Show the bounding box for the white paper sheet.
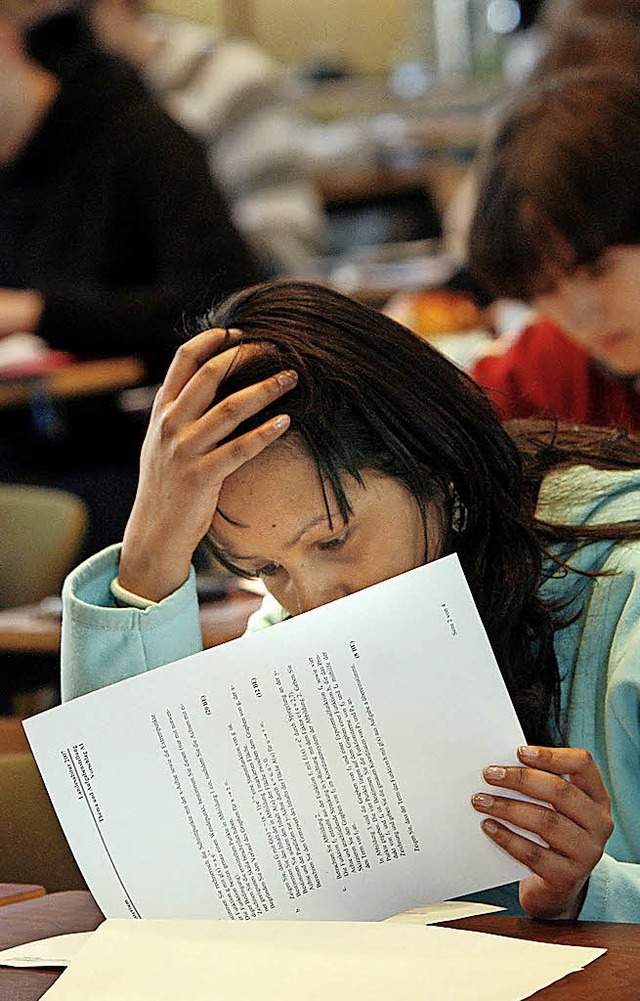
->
[25,554,530,921]
[0,933,92,968]
[39,920,606,1001]
[0,903,504,969]
[384,901,505,924]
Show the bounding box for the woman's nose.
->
[290,574,350,615]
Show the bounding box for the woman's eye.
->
[256,562,280,579]
[318,530,349,552]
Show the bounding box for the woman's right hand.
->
[118,328,297,602]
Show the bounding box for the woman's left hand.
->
[472,745,614,919]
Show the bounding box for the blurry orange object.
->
[384,289,482,337]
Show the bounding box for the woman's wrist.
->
[557,879,589,921]
[119,523,193,603]
[117,557,191,604]
[117,545,191,602]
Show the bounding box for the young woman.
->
[62,280,640,923]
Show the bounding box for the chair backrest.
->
[0,485,88,607]
[0,752,87,891]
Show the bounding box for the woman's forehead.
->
[215,442,328,528]
[213,450,398,552]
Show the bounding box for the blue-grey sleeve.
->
[61,544,203,701]
[458,858,640,922]
[580,853,640,922]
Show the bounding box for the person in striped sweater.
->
[91,0,328,278]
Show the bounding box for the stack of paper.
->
[41,920,605,1001]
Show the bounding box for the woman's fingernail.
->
[472,793,494,809]
[271,415,290,432]
[484,766,507,782]
[277,370,298,389]
[518,745,539,760]
[482,819,499,835]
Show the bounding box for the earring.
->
[449,483,468,534]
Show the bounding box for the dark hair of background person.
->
[467,69,640,301]
[531,12,640,83]
[196,280,640,746]
[25,2,91,74]
[540,0,640,28]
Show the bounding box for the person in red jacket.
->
[468,69,640,433]
[472,318,640,431]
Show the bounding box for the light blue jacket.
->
[61,465,640,922]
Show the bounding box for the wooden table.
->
[0,885,45,908]
[0,356,146,409]
[0,890,104,1000]
[440,912,640,1000]
[0,590,263,657]
[0,605,62,656]
[0,891,638,1001]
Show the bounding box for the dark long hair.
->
[198,280,640,745]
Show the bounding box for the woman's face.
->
[210,442,443,616]
[534,246,640,376]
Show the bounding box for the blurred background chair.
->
[0,484,88,609]
[0,752,87,892]
[0,484,88,714]
[0,488,89,890]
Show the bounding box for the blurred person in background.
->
[442,0,640,277]
[0,2,261,379]
[532,2,640,77]
[469,69,640,431]
[0,2,262,551]
[441,0,551,264]
[90,0,328,278]
[465,4,640,430]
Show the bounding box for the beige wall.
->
[150,0,224,26]
[150,0,414,74]
[252,0,410,74]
